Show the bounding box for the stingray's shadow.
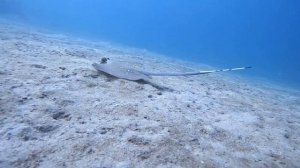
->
[95,71,174,92]
[136,79,174,92]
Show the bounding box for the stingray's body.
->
[92,62,151,81]
[92,58,251,81]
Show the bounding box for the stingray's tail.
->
[203,66,252,74]
[143,66,252,76]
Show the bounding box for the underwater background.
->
[1,0,300,89]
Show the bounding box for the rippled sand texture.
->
[1,21,300,168]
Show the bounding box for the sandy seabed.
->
[0,20,300,168]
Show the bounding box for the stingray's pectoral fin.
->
[145,74,152,79]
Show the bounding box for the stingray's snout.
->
[92,63,102,71]
[92,63,98,69]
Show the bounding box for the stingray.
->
[92,57,251,81]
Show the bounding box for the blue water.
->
[1,0,300,89]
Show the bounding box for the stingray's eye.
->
[100,57,109,64]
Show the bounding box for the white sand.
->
[1,21,300,168]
